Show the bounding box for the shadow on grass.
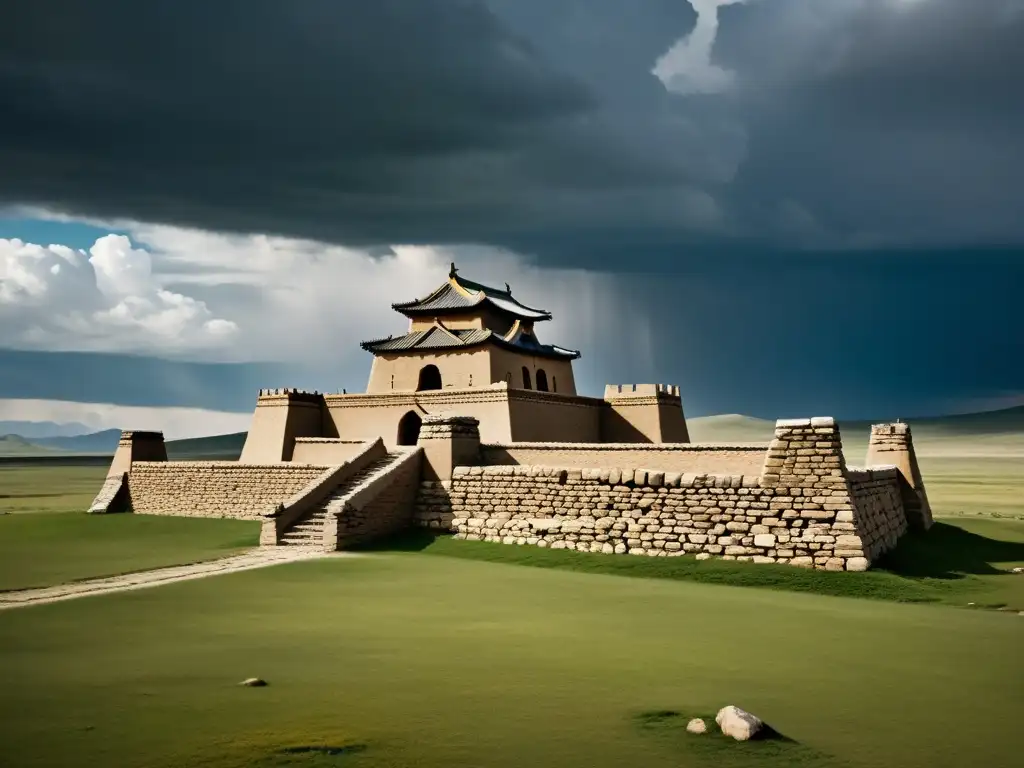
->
[632,710,842,767]
[878,522,1024,579]
[356,520,1023,605]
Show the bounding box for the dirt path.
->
[0,547,333,610]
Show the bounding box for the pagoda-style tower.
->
[360,264,581,395]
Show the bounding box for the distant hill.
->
[3,406,1023,459]
[0,420,94,439]
[0,434,67,456]
[688,407,1024,457]
[31,429,123,454]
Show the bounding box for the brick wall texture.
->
[128,462,331,519]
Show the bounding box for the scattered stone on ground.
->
[1011,567,1023,574]
[716,705,764,741]
[241,678,267,687]
[686,718,707,734]
[695,553,711,561]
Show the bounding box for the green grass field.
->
[0,444,1021,768]
[0,464,108,513]
[0,553,1021,768]
[0,512,261,591]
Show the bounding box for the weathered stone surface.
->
[410,419,918,572]
[716,706,763,741]
[240,678,267,687]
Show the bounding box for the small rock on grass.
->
[240,678,267,687]
[686,718,707,734]
[1011,567,1023,574]
[716,706,763,741]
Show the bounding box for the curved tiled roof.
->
[360,325,580,360]
[392,273,552,321]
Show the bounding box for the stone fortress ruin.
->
[90,265,933,571]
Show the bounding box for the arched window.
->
[397,411,422,445]
[536,369,549,392]
[552,376,557,393]
[417,364,442,391]
[522,366,532,390]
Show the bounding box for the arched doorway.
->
[536,369,549,392]
[417,364,442,391]
[522,366,532,390]
[397,410,422,446]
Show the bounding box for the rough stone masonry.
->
[415,417,920,571]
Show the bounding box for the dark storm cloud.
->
[1,0,1022,257]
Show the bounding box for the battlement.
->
[603,384,681,399]
[256,388,326,405]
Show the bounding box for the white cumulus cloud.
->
[0,214,659,389]
[0,234,239,356]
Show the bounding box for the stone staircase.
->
[277,451,405,547]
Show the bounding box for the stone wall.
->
[846,468,908,562]
[127,462,331,519]
[415,417,911,571]
[324,449,424,549]
[480,443,767,476]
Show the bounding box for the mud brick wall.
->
[846,468,908,561]
[415,418,910,571]
[128,462,330,519]
[480,443,767,476]
[326,450,424,549]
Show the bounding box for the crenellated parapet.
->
[256,388,326,405]
[241,388,329,462]
[600,383,689,443]
[603,383,681,400]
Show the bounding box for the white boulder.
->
[686,718,708,734]
[716,705,763,741]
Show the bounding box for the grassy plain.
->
[0,554,1021,768]
[0,418,1020,768]
[0,512,260,591]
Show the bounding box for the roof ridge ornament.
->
[449,262,458,278]
[505,282,511,294]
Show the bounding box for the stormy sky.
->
[1,0,1022,436]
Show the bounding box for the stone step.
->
[277,451,408,544]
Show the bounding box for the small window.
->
[390,374,394,390]
[522,366,532,390]
[552,376,557,393]
[469,374,473,387]
[536,369,549,392]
